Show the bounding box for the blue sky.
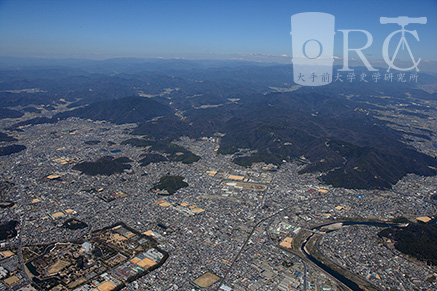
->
[0,0,436,64]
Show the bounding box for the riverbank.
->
[291,218,403,291]
[304,233,379,291]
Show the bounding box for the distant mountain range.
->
[0,59,435,189]
[133,91,436,189]
[8,96,173,127]
[57,96,173,124]
[0,107,23,119]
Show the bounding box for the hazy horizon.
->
[1,0,436,67]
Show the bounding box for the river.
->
[301,221,397,291]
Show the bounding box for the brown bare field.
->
[48,260,71,275]
[194,271,221,288]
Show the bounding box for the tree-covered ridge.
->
[72,156,132,176]
[379,224,437,265]
[121,138,200,164]
[152,175,188,195]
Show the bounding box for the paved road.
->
[216,207,291,290]
[264,211,309,291]
[16,209,44,291]
[16,217,32,289]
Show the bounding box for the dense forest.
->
[379,224,437,265]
